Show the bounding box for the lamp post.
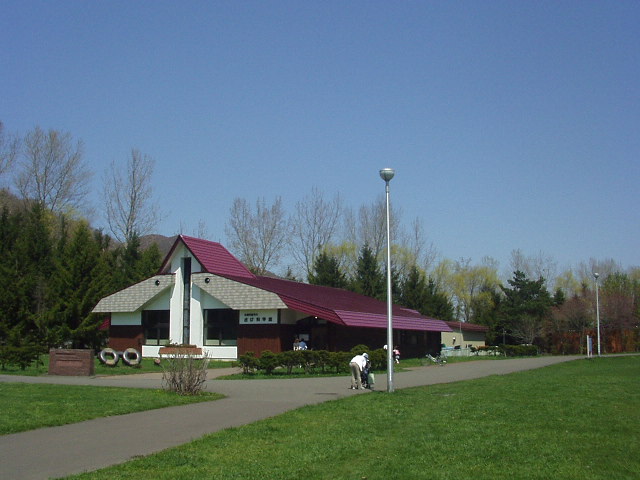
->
[379,167,395,393]
[594,272,601,356]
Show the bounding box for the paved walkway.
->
[0,355,583,480]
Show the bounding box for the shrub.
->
[502,344,538,357]
[0,345,43,370]
[369,348,387,370]
[160,350,210,396]
[300,349,319,374]
[237,351,259,374]
[350,344,370,355]
[280,350,304,374]
[314,350,331,373]
[258,350,279,374]
[327,351,352,374]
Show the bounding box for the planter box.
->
[158,346,202,356]
[49,349,95,376]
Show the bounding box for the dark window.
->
[143,310,170,345]
[204,309,238,346]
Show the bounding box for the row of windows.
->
[142,309,238,346]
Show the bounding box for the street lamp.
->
[594,272,601,356]
[379,167,395,392]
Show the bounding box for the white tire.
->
[98,348,119,366]
[122,348,141,366]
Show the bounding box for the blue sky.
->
[2,1,638,274]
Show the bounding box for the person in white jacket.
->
[349,352,369,389]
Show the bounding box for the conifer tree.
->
[309,249,348,289]
[351,244,385,300]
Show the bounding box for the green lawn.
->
[0,383,222,434]
[0,354,235,376]
[65,356,640,480]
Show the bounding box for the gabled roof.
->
[227,274,452,333]
[160,235,256,279]
[93,275,174,313]
[99,235,452,333]
[445,321,489,333]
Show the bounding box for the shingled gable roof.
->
[160,235,256,279]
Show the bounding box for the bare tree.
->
[344,195,401,259]
[403,217,439,273]
[15,126,92,214]
[0,122,19,184]
[507,249,557,287]
[104,148,159,243]
[512,314,544,345]
[226,197,290,274]
[290,187,342,280]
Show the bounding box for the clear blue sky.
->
[2,1,638,274]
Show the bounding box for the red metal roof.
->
[161,235,256,279]
[236,275,452,333]
[161,236,452,333]
[445,321,489,332]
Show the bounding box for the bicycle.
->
[426,353,447,366]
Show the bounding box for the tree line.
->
[1,121,638,357]
[0,203,161,361]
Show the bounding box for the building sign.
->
[240,309,278,325]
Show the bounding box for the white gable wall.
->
[167,243,205,345]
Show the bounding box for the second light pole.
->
[380,167,395,393]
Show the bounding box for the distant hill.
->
[139,234,177,257]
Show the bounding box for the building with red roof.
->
[93,235,452,359]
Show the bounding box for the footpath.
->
[0,355,582,480]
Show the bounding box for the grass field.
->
[0,354,235,376]
[64,356,640,480]
[0,384,223,434]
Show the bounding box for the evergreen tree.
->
[399,265,428,311]
[309,250,348,289]
[399,266,454,321]
[111,235,142,289]
[12,205,54,345]
[0,208,22,341]
[137,242,163,279]
[552,287,566,307]
[424,277,455,321]
[499,270,552,344]
[351,244,385,300]
[49,221,110,348]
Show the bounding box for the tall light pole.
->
[380,167,395,393]
[594,272,601,356]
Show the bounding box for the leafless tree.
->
[512,314,544,345]
[507,249,557,287]
[226,197,290,274]
[404,217,439,273]
[344,195,401,259]
[0,122,19,184]
[15,126,92,214]
[104,148,159,243]
[290,187,342,280]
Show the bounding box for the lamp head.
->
[593,272,599,280]
[379,168,395,182]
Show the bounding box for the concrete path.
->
[0,355,583,480]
